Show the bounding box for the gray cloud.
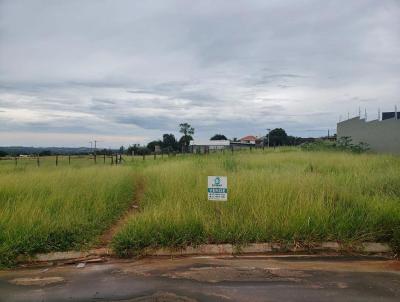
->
[0,0,399,146]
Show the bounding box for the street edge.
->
[18,242,393,264]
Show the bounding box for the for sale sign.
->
[208,176,227,201]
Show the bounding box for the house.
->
[239,135,257,144]
[190,140,230,153]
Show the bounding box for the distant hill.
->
[0,146,103,156]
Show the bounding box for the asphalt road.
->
[1,255,399,302]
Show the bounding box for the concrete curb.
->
[147,242,392,256]
[22,242,392,264]
[18,248,113,263]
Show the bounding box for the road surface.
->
[1,255,399,302]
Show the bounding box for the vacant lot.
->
[0,163,136,266]
[112,150,400,256]
[1,149,400,266]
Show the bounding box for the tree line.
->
[126,123,195,155]
[0,125,333,157]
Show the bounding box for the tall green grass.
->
[2,150,400,266]
[112,150,400,256]
[0,166,136,266]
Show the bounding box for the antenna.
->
[358,107,361,117]
[378,108,381,120]
[364,108,367,120]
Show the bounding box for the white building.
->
[190,140,230,153]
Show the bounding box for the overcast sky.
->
[0,0,399,147]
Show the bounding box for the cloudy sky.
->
[0,0,399,147]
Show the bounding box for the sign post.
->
[208,176,228,201]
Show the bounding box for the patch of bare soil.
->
[9,276,65,286]
[98,177,145,246]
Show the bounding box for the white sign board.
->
[208,176,228,201]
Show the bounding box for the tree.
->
[266,128,288,146]
[39,150,52,156]
[0,150,8,157]
[98,148,112,155]
[162,134,179,152]
[179,135,193,150]
[147,140,162,152]
[135,147,151,155]
[179,123,194,152]
[210,134,227,140]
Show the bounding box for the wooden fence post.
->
[56,155,58,166]
[94,154,97,164]
[111,155,114,165]
[68,155,71,165]
[154,153,156,160]
[37,155,40,167]
[15,156,17,166]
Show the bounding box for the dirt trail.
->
[99,177,146,246]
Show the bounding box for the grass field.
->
[1,149,400,266]
[112,150,400,256]
[0,163,136,266]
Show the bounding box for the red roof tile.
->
[240,135,257,141]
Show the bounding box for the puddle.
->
[163,266,310,283]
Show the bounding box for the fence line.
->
[0,147,278,169]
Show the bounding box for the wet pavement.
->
[0,255,399,302]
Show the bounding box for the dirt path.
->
[98,177,146,246]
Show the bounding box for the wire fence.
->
[0,146,281,169]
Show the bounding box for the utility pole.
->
[93,140,102,154]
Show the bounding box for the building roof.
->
[190,140,230,146]
[240,135,257,141]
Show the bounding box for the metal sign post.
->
[208,176,227,201]
[208,176,228,228]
